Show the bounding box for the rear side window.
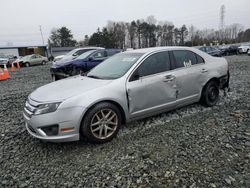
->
[137,51,171,77]
[172,50,197,68]
[172,50,204,68]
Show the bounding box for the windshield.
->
[87,52,143,79]
[65,49,79,56]
[76,50,96,60]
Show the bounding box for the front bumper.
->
[25,122,79,142]
[23,104,85,142]
[50,67,70,80]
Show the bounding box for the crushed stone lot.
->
[0,55,250,187]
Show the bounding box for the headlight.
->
[34,102,61,115]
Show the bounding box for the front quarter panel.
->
[58,77,129,126]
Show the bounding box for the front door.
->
[88,50,108,70]
[126,51,176,118]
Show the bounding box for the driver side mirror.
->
[88,57,93,61]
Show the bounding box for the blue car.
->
[50,49,121,80]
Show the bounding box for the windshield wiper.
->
[87,75,102,79]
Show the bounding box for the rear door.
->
[126,51,176,118]
[170,50,207,105]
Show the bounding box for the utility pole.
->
[39,25,45,45]
[219,5,225,41]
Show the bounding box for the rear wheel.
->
[201,80,220,107]
[80,102,122,144]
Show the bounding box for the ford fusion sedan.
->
[23,47,229,143]
[50,49,121,80]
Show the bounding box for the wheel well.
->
[81,100,126,125]
[201,77,220,96]
[205,77,220,87]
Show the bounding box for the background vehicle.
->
[238,45,250,54]
[51,48,122,80]
[20,54,48,67]
[54,47,104,63]
[220,45,240,56]
[24,47,229,144]
[0,55,9,67]
[196,46,222,57]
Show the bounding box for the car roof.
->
[123,46,201,54]
[76,47,104,50]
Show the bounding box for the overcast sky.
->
[0,0,249,46]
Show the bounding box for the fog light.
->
[41,125,59,136]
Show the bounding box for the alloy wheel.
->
[90,109,118,139]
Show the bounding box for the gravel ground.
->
[0,55,250,188]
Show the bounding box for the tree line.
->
[49,16,250,48]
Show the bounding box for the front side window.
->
[172,50,198,68]
[137,51,171,77]
[92,51,106,59]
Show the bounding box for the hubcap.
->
[90,109,118,139]
[208,86,218,102]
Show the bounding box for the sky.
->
[0,0,249,46]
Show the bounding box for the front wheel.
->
[41,61,46,65]
[201,81,220,107]
[24,62,30,67]
[81,102,122,143]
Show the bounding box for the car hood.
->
[55,56,75,64]
[30,76,112,102]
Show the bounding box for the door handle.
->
[164,75,175,82]
[201,68,208,73]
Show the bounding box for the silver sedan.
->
[23,47,229,143]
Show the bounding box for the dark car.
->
[50,49,122,80]
[196,46,222,57]
[220,45,240,56]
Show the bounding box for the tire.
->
[24,62,30,67]
[80,102,122,144]
[201,80,220,107]
[52,74,59,81]
[41,61,46,65]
